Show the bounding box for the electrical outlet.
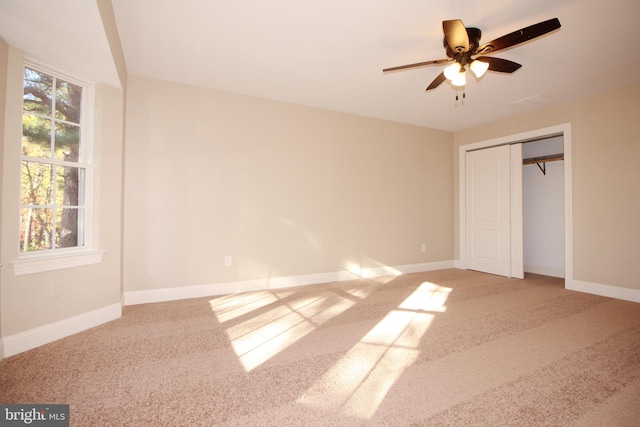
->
[224,255,232,267]
[421,243,427,252]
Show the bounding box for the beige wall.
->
[123,76,453,292]
[454,84,640,290]
[0,46,125,337]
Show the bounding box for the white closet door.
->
[465,145,512,277]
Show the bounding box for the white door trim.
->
[510,143,524,279]
[459,123,573,287]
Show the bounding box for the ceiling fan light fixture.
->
[451,71,466,87]
[470,60,489,78]
[383,18,560,92]
[443,62,462,80]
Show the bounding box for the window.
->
[20,65,89,254]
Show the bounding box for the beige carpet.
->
[1,269,639,426]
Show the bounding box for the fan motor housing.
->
[444,27,482,61]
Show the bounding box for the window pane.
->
[54,122,80,161]
[56,207,83,248]
[20,207,54,252]
[22,113,52,158]
[23,67,53,115]
[20,64,88,254]
[55,79,82,123]
[56,165,82,206]
[21,161,54,206]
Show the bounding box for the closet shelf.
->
[522,153,564,175]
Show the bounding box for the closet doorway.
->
[522,136,565,278]
[459,123,573,286]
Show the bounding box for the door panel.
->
[465,145,511,276]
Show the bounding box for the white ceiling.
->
[0,0,118,87]
[2,0,640,131]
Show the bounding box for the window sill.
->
[12,250,106,276]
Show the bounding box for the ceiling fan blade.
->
[426,72,447,91]
[476,56,522,73]
[443,19,470,53]
[383,58,450,73]
[477,18,561,54]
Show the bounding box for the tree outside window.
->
[21,66,87,252]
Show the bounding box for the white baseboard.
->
[568,279,640,303]
[2,303,122,358]
[524,264,565,278]
[124,261,456,305]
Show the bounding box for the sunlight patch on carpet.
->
[297,281,451,419]
[210,284,375,371]
[209,290,295,323]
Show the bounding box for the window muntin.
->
[20,65,88,253]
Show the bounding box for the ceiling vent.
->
[509,95,553,108]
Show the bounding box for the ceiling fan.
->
[383,18,561,91]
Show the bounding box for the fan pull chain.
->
[455,90,466,105]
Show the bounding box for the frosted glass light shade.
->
[470,60,489,78]
[444,62,462,80]
[451,72,466,87]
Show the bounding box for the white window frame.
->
[12,59,104,276]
